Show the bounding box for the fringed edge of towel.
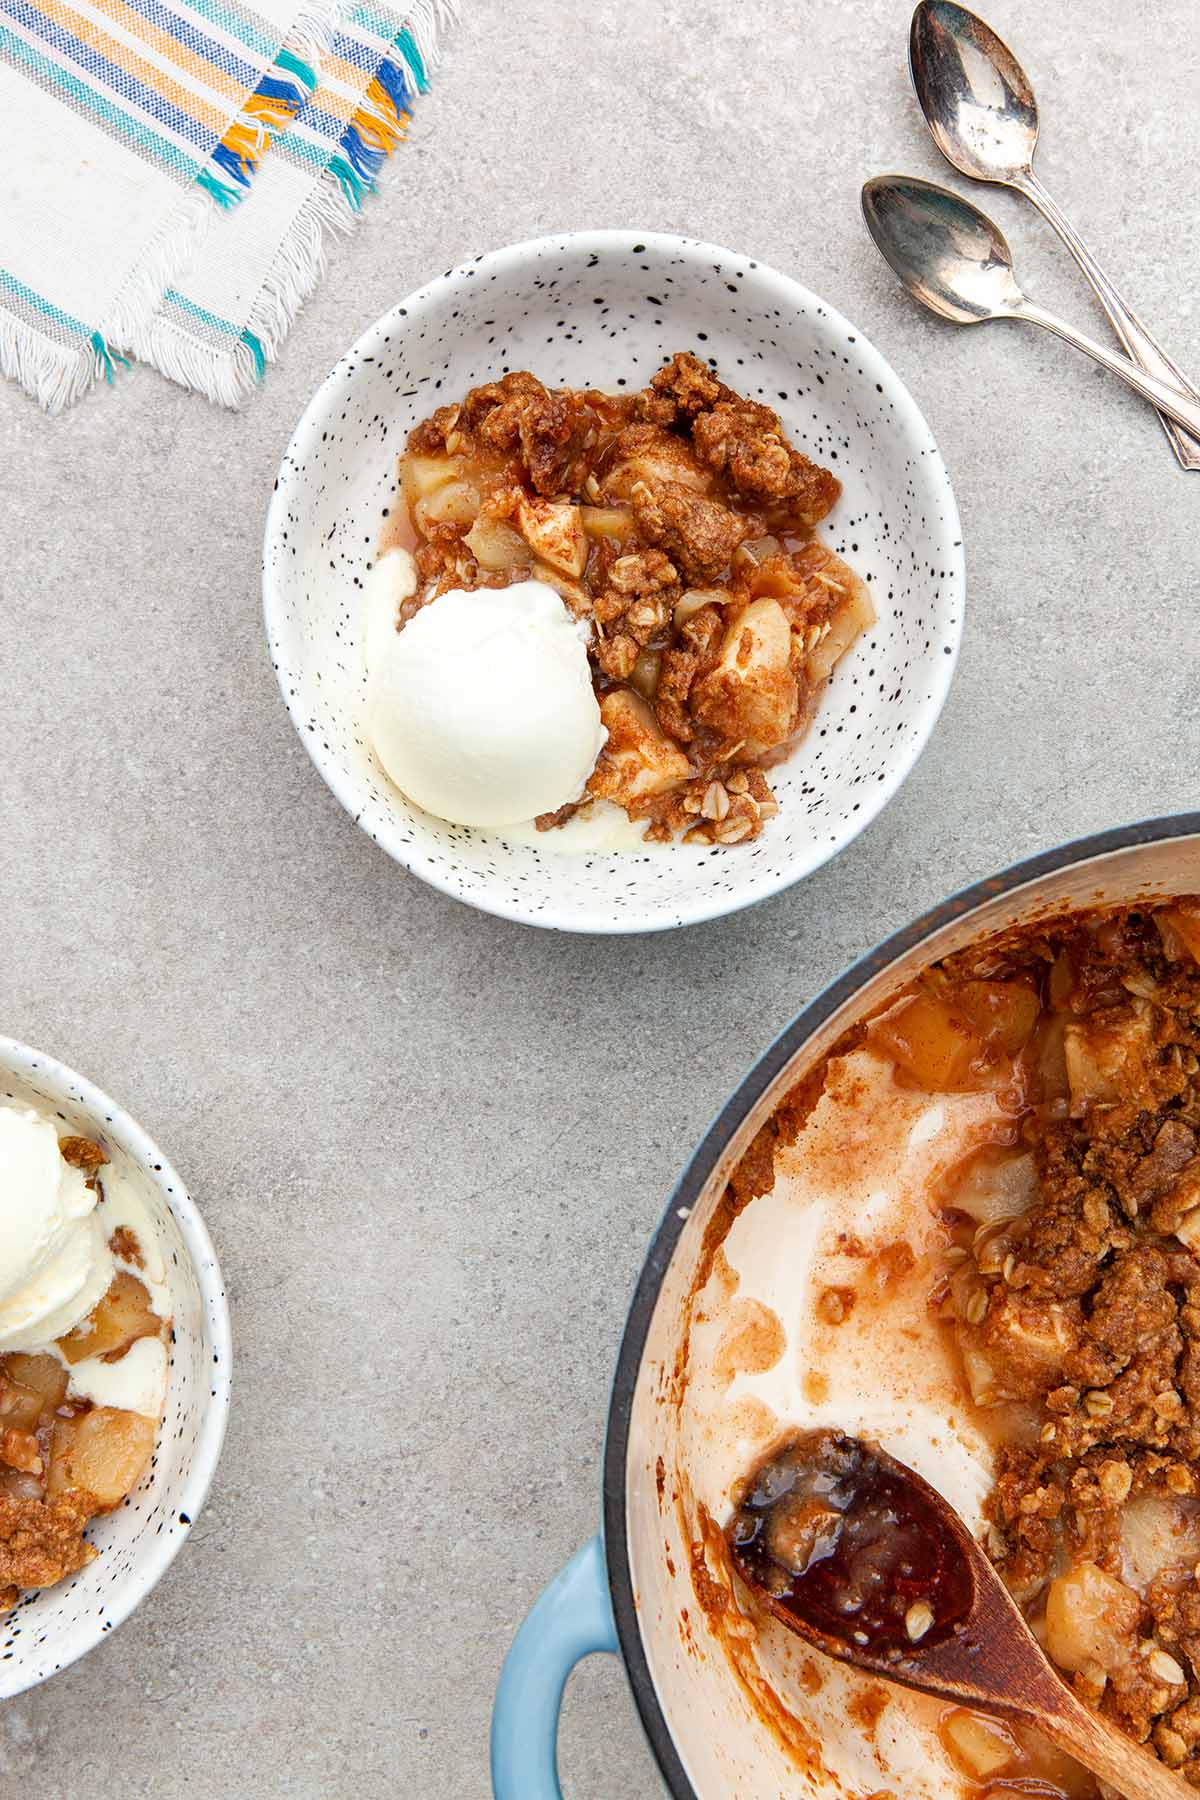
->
[134,0,459,408]
[0,314,92,417]
[2,181,211,415]
[242,0,460,381]
[4,0,346,412]
[100,182,215,365]
[206,0,340,202]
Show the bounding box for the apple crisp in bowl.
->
[0,1038,229,1698]
[376,353,875,847]
[0,1123,172,1614]
[264,230,963,931]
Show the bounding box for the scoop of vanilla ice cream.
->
[363,546,417,674]
[0,1108,114,1351]
[367,580,606,828]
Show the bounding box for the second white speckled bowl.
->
[0,1039,231,1699]
[263,230,964,933]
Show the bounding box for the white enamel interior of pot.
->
[623,829,1200,1798]
[0,1044,230,1698]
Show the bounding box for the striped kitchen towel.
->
[0,0,455,411]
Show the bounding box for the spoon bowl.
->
[728,1431,1192,1800]
[861,174,1026,323]
[908,0,1200,468]
[909,0,1038,185]
[860,176,1200,444]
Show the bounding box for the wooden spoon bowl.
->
[727,1431,1190,1800]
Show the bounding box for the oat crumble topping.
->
[894,899,1200,1779]
[390,352,874,844]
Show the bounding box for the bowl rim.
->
[599,809,1200,1797]
[262,226,965,935]
[0,1036,232,1699]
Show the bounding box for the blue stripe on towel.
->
[112,0,259,85]
[1,0,217,151]
[0,20,200,178]
[0,265,91,336]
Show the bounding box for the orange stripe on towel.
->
[354,74,408,149]
[48,0,229,130]
[310,62,413,126]
[87,0,247,104]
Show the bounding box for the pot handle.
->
[491,1535,619,1799]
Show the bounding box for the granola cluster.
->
[0,1491,97,1613]
[396,352,872,844]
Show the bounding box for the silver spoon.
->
[861,176,1200,443]
[909,0,1200,469]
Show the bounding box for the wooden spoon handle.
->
[1037,1686,1192,1800]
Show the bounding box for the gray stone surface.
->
[1,0,1197,1792]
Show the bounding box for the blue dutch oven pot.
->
[492,814,1200,1799]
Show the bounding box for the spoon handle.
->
[1033,1681,1192,1800]
[1016,169,1200,470]
[1015,299,1200,443]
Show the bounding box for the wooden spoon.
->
[726,1431,1189,1799]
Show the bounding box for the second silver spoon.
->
[909,0,1200,469]
[861,176,1200,444]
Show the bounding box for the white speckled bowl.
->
[0,1038,231,1699]
[263,230,964,933]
